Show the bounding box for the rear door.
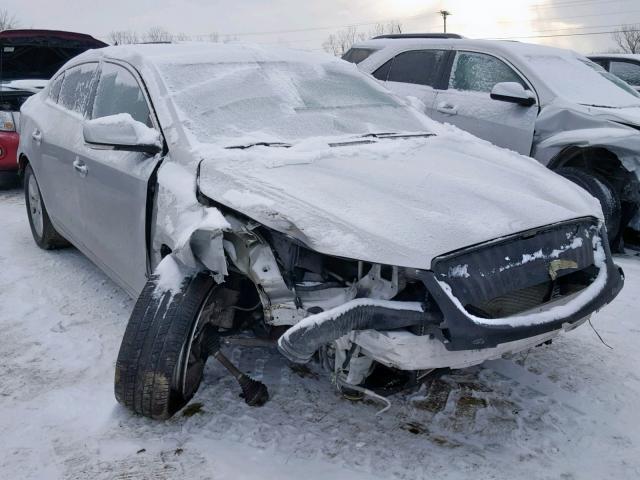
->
[35,62,98,243]
[430,51,538,155]
[373,49,449,118]
[76,61,163,296]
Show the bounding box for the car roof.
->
[0,29,107,47]
[353,37,581,60]
[73,42,343,71]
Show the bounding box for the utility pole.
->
[439,10,451,33]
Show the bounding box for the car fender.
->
[151,160,230,285]
[532,103,640,176]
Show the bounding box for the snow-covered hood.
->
[197,133,601,269]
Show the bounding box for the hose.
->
[277,299,427,363]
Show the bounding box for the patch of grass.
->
[289,364,319,380]
[401,422,427,435]
[182,402,205,417]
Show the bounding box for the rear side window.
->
[48,73,64,102]
[58,63,98,114]
[590,58,608,70]
[450,52,524,92]
[610,60,640,87]
[342,48,376,64]
[373,59,393,81]
[91,63,151,125]
[385,50,446,87]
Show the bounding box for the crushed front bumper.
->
[417,219,624,351]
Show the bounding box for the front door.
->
[430,51,538,155]
[76,61,163,296]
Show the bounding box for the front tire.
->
[23,164,69,250]
[557,167,621,248]
[115,271,217,420]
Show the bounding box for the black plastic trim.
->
[418,234,624,351]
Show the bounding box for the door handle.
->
[73,158,88,177]
[31,129,42,145]
[437,103,458,115]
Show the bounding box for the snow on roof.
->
[74,42,342,71]
[354,37,580,59]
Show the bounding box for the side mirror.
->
[490,82,536,107]
[83,114,162,155]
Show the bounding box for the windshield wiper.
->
[360,132,434,139]
[225,142,292,150]
[329,132,435,147]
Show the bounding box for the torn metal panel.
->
[151,160,229,283]
[533,103,640,178]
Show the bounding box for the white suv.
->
[346,35,640,249]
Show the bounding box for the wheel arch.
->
[548,146,638,202]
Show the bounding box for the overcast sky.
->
[3,0,638,54]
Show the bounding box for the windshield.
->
[524,54,640,107]
[158,60,428,143]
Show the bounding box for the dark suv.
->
[0,29,106,183]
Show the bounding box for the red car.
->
[0,29,106,183]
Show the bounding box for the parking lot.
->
[0,187,638,480]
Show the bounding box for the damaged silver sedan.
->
[18,44,624,419]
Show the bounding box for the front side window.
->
[610,60,640,87]
[450,52,524,92]
[58,63,98,114]
[385,50,446,87]
[91,63,151,125]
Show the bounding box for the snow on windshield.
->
[524,54,640,107]
[158,60,427,144]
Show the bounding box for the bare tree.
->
[322,26,361,56]
[144,26,173,43]
[108,30,139,45]
[174,32,191,41]
[613,25,640,54]
[323,22,403,56]
[368,23,386,38]
[385,20,403,35]
[0,9,19,31]
[208,32,220,43]
[366,21,403,39]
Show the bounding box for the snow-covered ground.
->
[1,187,639,480]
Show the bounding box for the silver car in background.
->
[589,54,640,92]
[17,44,623,421]
[347,35,640,249]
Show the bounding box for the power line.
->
[487,28,639,40]
[95,0,640,46]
